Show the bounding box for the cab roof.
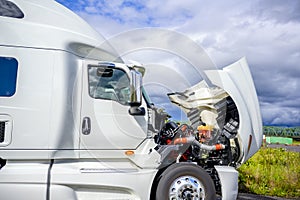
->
[0,0,121,61]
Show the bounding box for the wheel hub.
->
[169,176,205,200]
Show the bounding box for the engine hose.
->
[173,137,226,151]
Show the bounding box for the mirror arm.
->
[129,106,146,116]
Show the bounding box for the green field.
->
[238,147,300,198]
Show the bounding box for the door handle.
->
[82,117,91,135]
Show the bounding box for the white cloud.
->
[56,0,300,126]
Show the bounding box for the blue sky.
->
[56,0,300,126]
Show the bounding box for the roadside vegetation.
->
[293,140,300,145]
[238,146,300,198]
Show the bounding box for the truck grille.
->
[0,122,5,143]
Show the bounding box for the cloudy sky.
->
[56,0,300,126]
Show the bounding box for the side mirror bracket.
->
[129,106,145,116]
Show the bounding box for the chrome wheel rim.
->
[169,176,205,200]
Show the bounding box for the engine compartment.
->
[154,96,241,192]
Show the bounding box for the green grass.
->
[238,147,300,198]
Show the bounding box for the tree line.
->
[263,126,300,138]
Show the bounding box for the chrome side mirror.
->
[129,70,145,115]
[129,70,143,107]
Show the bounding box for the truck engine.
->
[154,95,241,192]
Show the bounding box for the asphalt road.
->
[267,144,300,153]
[237,193,300,200]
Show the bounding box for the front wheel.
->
[155,163,216,200]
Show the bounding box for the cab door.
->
[80,60,148,150]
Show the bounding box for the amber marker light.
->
[125,150,135,156]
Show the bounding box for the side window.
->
[0,0,24,18]
[88,65,131,105]
[0,57,18,97]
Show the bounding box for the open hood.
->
[168,58,262,164]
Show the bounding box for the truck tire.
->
[155,163,216,200]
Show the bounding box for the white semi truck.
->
[0,0,262,199]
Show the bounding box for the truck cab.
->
[0,0,262,199]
